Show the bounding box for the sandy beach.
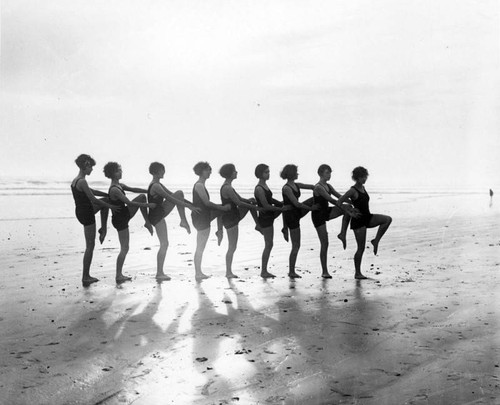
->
[0,189,499,404]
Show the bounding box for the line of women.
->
[72,154,392,286]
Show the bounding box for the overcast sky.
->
[1,0,499,189]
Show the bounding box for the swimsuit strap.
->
[72,177,84,188]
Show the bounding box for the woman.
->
[191,162,230,280]
[71,154,118,285]
[103,162,156,283]
[220,163,261,278]
[337,167,392,279]
[254,163,289,278]
[280,164,317,279]
[311,164,358,278]
[148,162,201,281]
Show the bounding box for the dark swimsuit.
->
[220,184,242,229]
[311,183,336,228]
[350,186,373,229]
[254,185,282,229]
[191,183,212,231]
[282,184,309,230]
[71,178,95,226]
[110,185,131,231]
[147,183,168,226]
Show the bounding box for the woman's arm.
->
[110,187,155,208]
[120,183,148,194]
[296,182,315,190]
[89,188,109,198]
[337,188,356,205]
[224,186,260,210]
[80,180,117,210]
[152,184,200,212]
[283,186,313,210]
[255,187,282,212]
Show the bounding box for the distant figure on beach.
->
[103,162,156,283]
[220,163,262,278]
[337,167,392,279]
[254,164,291,278]
[281,164,317,279]
[147,162,201,281]
[490,189,494,207]
[71,154,118,285]
[312,164,359,278]
[191,162,231,280]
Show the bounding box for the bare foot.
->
[355,273,368,280]
[281,227,289,242]
[156,274,171,281]
[216,230,223,246]
[144,222,154,236]
[226,272,239,279]
[261,271,276,279]
[371,239,379,255]
[288,273,302,279]
[337,233,346,250]
[180,220,191,234]
[116,275,132,283]
[98,228,107,244]
[195,272,210,281]
[82,276,99,285]
[322,273,332,279]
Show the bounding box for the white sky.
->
[1,0,499,189]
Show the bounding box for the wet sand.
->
[0,192,499,404]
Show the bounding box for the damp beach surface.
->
[0,190,499,404]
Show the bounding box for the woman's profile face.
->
[262,168,270,181]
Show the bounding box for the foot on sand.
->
[98,228,107,244]
[144,222,154,236]
[156,274,171,281]
[82,276,99,285]
[322,273,333,279]
[216,230,224,246]
[116,275,132,283]
[337,233,347,250]
[226,272,239,279]
[371,239,379,255]
[355,273,368,280]
[281,228,289,242]
[180,220,191,234]
[261,271,276,279]
[195,272,211,281]
[288,273,302,279]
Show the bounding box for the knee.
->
[265,241,274,251]
[174,190,184,199]
[86,239,95,250]
[160,241,169,250]
[387,216,393,225]
[356,246,365,255]
[120,244,130,254]
[137,194,147,203]
[321,241,329,250]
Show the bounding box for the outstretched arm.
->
[120,183,148,194]
[255,187,282,212]
[89,188,109,198]
[194,183,229,211]
[152,184,199,212]
[296,182,315,190]
[283,186,313,211]
[80,180,116,210]
[225,186,260,210]
[110,187,155,208]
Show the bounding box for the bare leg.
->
[154,219,171,280]
[128,194,153,235]
[353,227,367,279]
[82,224,98,284]
[116,229,132,282]
[368,214,392,255]
[315,224,331,278]
[173,190,191,234]
[211,210,224,246]
[337,208,350,250]
[288,227,302,278]
[194,227,210,280]
[94,198,110,244]
[281,214,289,242]
[225,225,239,278]
[261,226,275,278]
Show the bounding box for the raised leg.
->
[173,190,191,234]
[128,194,153,235]
[368,214,392,255]
[94,198,110,244]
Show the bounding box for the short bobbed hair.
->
[149,162,165,175]
[352,166,369,181]
[75,154,96,169]
[219,163,236,179]
[193,161,211,176]
[254,163,269,179]
[317,164,332,176]
[280,164,298,180]
[103,162,121,179]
